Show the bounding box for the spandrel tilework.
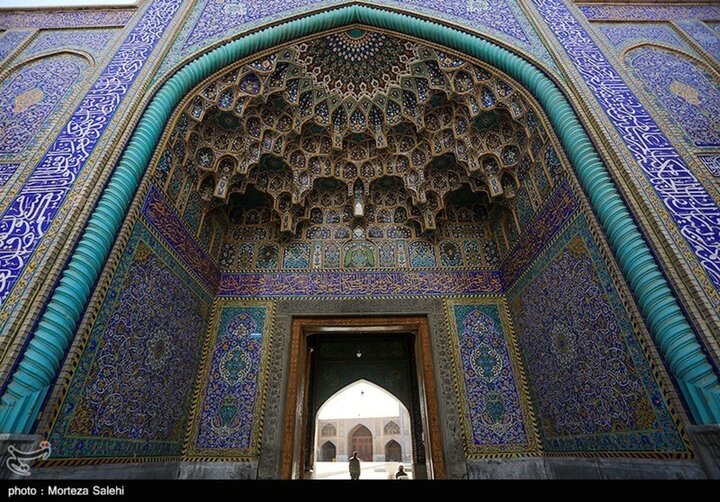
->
[595,23,690,53]
[533,0,720,294]
[19,29,117,60]
[626,46,720,148]
[0,0,183,306]
[0,30,31,62]
[156,0,557,84]
[0,54,87,156]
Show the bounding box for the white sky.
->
[0,0,139,8]
[318,380,401,420]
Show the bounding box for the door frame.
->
[280,315,445,479]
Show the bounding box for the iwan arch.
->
[0,2,718,479]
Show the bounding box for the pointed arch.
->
[385,439,402,462]
[384,420,400,435]
[319,440,336,461]
[624,43,720,148]
[620,42,703,68]
[2,3,718,435]
[0,51,90,155]
[321,423,336,436]
[349,424,373,461]
[0,49,94,80]
[316,378,410,421]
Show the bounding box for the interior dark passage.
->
[304,333,425,478]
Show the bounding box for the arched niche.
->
[0,51,90,155]
[624,44,720,148]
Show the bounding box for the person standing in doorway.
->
[349,451,361,480]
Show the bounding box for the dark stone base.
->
[466,457,705,479]
[22,456,707,479]
[21,461,257,480]
[687,425,720,479]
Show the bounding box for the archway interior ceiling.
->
[310,334,414,415]
[157,28,562,275]
[44,27,690,465]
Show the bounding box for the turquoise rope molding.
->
[1,4,718,433]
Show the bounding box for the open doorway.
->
[281,316,445,479]
[313,380,413,479]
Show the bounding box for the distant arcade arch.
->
[350,425,373,462]
[320,441,336,461]
[385,440,402,462]
[384,421,400,435]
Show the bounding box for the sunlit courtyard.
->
[313,462,413,480]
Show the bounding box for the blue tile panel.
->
[0,30,31,61]
[533,0,720,291]
[509,215,687,453]
[0,0,183,305]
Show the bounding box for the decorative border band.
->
[219,269,502,298]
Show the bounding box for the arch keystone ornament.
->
[0,4,718,438]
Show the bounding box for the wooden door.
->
[385,440,401,462]
[351,425,373,461]
[320,441,336,461]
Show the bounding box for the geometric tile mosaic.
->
[47,222,212,459]
[509,215,688,454]
[186,300,273,458]
[445,297,537,455]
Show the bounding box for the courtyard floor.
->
[312,462,413,480]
